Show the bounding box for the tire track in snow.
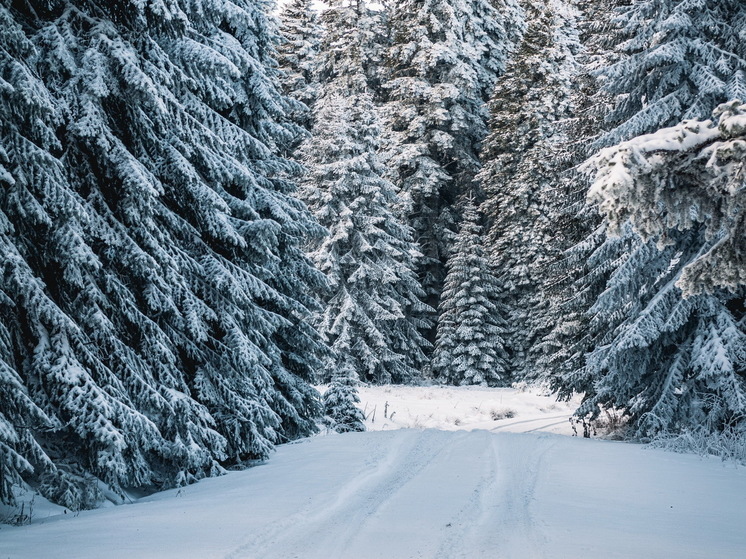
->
[435,433,554,559]
[225,429,449,559]
[489,414,571,433]
[432,431,502,559]
[221,431,407,559]
[294,429,453,559]
[524,420,570,433]
[489,434,553,559]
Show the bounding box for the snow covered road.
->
[3,428,746,559]
[227,430,552,559]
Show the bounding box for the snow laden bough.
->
[579,100,746,439]
[588,100,746,296]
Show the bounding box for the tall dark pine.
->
[276,0,322,142]
[536,0,627,390]
[300,4,432,392]
[0,4,59,505]
[477,0,582,380]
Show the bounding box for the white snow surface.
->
[2,385,746,558]
[354,384,581,435]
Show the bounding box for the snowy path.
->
[2,429,746,559]
[227,431,552,559]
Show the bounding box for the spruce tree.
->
[477,0,582,380]
[382,0,524,326]
[276,0,322,141]
[550,0,746,437]
[589,100,746,296]
[300,4,432,388]
[0,5,59,503]
[580,102,746,434]
[537,0,631,391]
[433,198,508,386]
[1,0,325,507]
[599,0,746,146]
[323,366,367,433]
[574,226,746,435]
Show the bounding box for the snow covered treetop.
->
[586,100,746,295]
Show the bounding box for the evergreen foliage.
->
[381,0,524,320]
[579,102,746,435]
[323,367,366,433]
[0,0,325,508]
[599,0,746,147]
[535,0,624,386]
[3,0,746,512]
[589,100,746,295]
[576,228,746,436]
[299,5,431,387]
[276,0,322,141]
[549,0,746,437]
[0,5,59,504]
[477,0,581,379]
[433,198,508,386]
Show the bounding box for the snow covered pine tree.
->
[552,0,746,437]
[433,197,508,386]
[585,101,746,435]
[276,0,322,146]
[382,0,523,332]
[0,0,325,508]
[300,4,431,413]
[477,0,582,381]
[0,4,59,504]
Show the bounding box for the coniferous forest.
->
[1,0,745,511]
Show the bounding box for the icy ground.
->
[2,386,746,559]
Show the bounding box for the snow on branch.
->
[586,100,746,296]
